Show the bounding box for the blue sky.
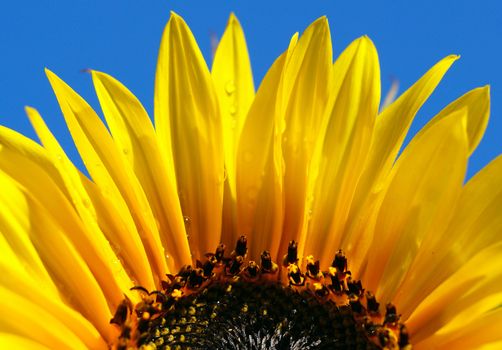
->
[0,1,500,178]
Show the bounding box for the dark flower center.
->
[138,280,379,350]
[111,238,410,350]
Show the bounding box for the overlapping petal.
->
[154,13,224,259]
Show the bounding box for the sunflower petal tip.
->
[229,12,238,22]
[169,11,184,23]
[310,16,329,30]
[24,106,36,115]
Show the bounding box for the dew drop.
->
[82,198,91,208]
[225,80,236,95]
[229,104,238,116]
[307,209,313,221]
[111,258,123,274]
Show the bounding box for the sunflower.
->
[0,11,501,350]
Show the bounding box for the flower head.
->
[0,12,501,350]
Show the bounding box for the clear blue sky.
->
[0,1,500,178]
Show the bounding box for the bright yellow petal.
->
[45,69,169,282]
[363,109,468,299]
[0,286,95,350]
[154,12,224,258]
[92,71,191,271]
[0,173,114,341]
[211,13,255,248]
[408,242,502,345]
[212,13,254,197]
[417,86,490,155]
[236,49,290,259]
[0,255,106,349]
[407,242,502,349]
[0,126,134,309]
[396,153,502,318]
[0,334,52,350]
[276,17,333,257]
[301,36,380,266]
[347,56,458,235]
[367,55,459,188]
[26,107,153,293]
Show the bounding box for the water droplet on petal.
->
[225,80,236,95]
[82,198,91,208]
[229,104,237,115]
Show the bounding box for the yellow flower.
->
[0,11,501,349]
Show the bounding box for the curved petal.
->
[92,71,191,271]
[301,36,380,266]
[0,334,52,350]
[0,127,134,309]
[396,153,502,317]
[342,55,459,274]
[26,107,153,291]
[363,109,468,298]
[408,242,502,345]
[0,172,114,341]
[212,13,255,247]
[276,17,333,258]
[417,86,490,155]
[212,13,254,197]
[236,50,289,259]
[154,12,224,258]
[0,256,106,349]
[46,69,169,282]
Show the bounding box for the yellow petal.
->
[45,69,169,282]
[154,12,224,258]
[408,242,502,345]
[92,71,191,271]
[301,36,380,266]
[348,56,458,234]
[396,153,502,317]
[0,255,106,349]
[341,55,459,275]
[415,307,502,350]
[276,17,333,257]
[0,288,90,350]
[0,148,57,292]
[363,109,468,298]
[417,86,490,155]
[367,55,458,188]
[212,13,255,197]
[211,13,255,247]
[26,106,152,292]
[0,126,133,308]
[0,334,52,350]
[0,173,114,341]
[236,50,288,259]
